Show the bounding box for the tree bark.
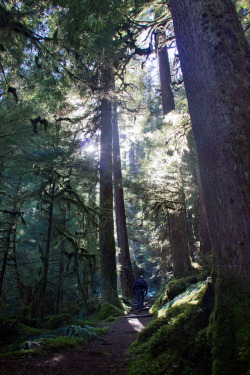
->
[169,1,250,373]
[12,221,23,299]
[74,252,88,310]
[112,101,135,298]
[170,0,250,282]
[0,225,12,299]
[170,207,192,276]
[39,181,55,321]
[55,245,64,315]
[55,209,66,315]
[197,169,212,255]
[99,96,120,306]
[155,27,175,115]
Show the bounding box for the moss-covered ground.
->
[127,272,250,375]
[127,277,214,375]
[0,301,125,359]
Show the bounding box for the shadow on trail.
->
[0,313,153,375]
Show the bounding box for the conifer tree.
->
[170,0,250,373]
[113,101,135,298]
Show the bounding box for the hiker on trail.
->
[133,275,148,312]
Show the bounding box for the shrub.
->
[47,313,72,329]
[56,325,96,338]
[95,303,124,321]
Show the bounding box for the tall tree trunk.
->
[155,26,175,115]
[99,96,120,306]
[55,245,64,315]
[12,221,23,300]
[170,207,191,276]
[170,1,250,373]
[11,180,23,299]
[197,169,212,256]
[112,101,135,298]
[55,209,66,315]
[0,225,12,299]
[74,251,88,310]
[156,30,191,274]
[40,181,55,321]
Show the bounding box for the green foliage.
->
[0,318,103,358]
[104,316,117,323]
[165,275,199,301]
[18,308,41,328]
[209,275,250,375]
[47,313,73,329]
[0,320,52,358]
[151,275,200,313]
[94,326,109,336]
[39,336,87,352]
[128,282,212,375]
[94,303,124,321]
[135,317,169,344]
[14,322,49,338]
[56,324,96,338]
[0,334,86,359]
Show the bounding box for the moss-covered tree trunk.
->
[99,95,120,306]
[170,1,250,373]
[112,101,135,298]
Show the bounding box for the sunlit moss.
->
[158,281,207,318]
[127,281,213,375]
[150,275,203,316]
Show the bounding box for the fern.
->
[56,325,96,338]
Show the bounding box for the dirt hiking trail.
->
[0,309,153,375]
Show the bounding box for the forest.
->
[0,0,249,374]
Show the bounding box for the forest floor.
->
[0,306,153,375]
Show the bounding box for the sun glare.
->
[128,318,145,332]
[85,144,96,153]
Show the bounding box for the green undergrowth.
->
[0,300,125,359]
[1,336,87,358]
[151,272,209,314]
[38,336,87,352]
[92,303,125,321]
[209,275,250,375]
[46,313,73,329]
[127,279,213,375]
[0,312,109,359]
